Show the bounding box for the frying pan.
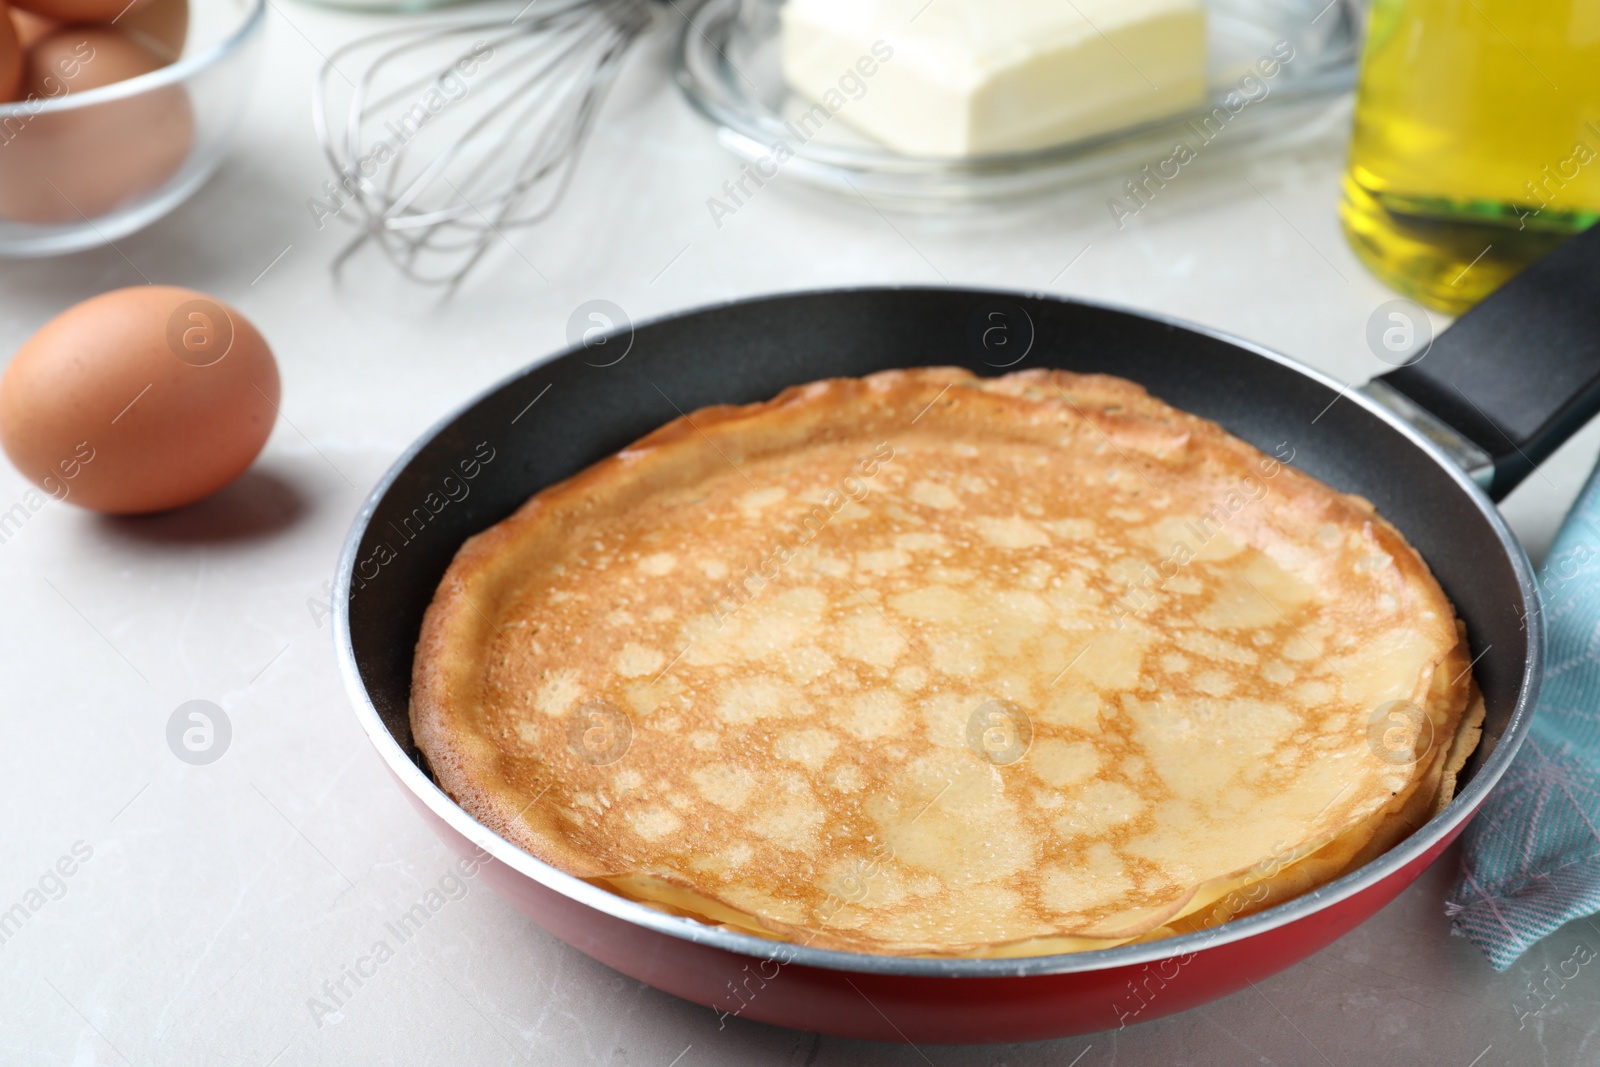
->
[333,225,1600,1044]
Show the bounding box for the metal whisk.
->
[313,0,656,287]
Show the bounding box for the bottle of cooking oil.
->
[1340,0,1600,314]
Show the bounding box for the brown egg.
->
[0,2,22,100]
[9,6,54,50]
[117,0,186,62]
[0,287,281,515]
[0,26,193,223]
[10,0,185,60]
[10,0,137,24]
[26,23,163,94]
[8,0,185,58]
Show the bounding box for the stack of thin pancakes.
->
[412,368,1483,957]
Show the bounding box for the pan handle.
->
[1364,221,1600,502]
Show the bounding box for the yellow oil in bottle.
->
[1340,0,1600,313]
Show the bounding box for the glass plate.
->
[675,0,1363,208]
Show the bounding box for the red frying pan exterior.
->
[399,768,1478,1042]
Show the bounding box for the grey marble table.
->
[2,4,1597,1064]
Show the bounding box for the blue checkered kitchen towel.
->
[1448,460,1600,969]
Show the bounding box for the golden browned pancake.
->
[412,368,1480,957]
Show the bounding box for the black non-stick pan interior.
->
[344,287,1529,796]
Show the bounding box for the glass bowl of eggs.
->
[0,0,264,256]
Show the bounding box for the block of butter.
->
[779,0,1209,158]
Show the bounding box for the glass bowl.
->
[0,0,266,256]
[675,0,1362,208]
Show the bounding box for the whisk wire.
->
[382,15,620,222]
[313,0,656,286]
